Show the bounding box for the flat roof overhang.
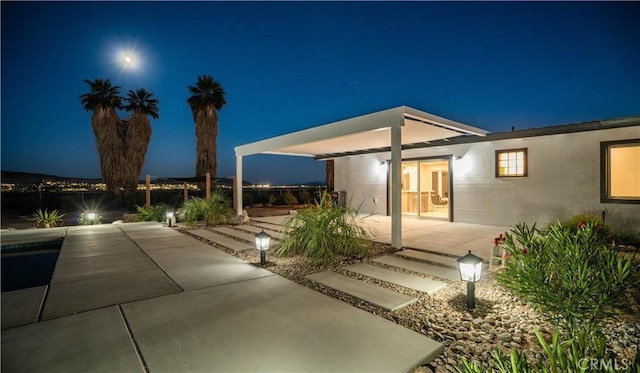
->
[234,106,488,159]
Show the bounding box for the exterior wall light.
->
[254,229,272,266]
[457,250,484,309]
[87,212,96,225]
[166,211,174,227]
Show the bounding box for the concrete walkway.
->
[1,222,443,372]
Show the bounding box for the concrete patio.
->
[2,222,445,373]
[251,214,509,261]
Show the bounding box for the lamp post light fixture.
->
[87,212,96,225]
[254,229,271,266]
[166,211,174,227]
[457,250,484,309]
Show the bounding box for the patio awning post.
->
[235,155,243,216]
[391,122,402,249]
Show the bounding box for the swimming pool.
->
[1,238,63,292]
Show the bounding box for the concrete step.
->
[251,222,284,232]
[189,229,253,252]
[212,227,280,245]
[373,256,461,282]
[396,249,459,269]
[234,225,282,240]
[343,263,447,295]
[306,271,418,312]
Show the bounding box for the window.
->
[495,149,527,177]
[601,139,640,203]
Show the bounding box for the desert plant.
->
[283,190,298,207]
[457,328,639,373]
[136,204,168,222]
[30,209,65,228]
[78,211,102,225]
[276,193,374,264]
[300,190,311,205]
[176,191,230,226]
[557,213,613,243]
[266,193,277,206]
[496,221,639,337]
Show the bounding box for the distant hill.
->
[1,170,101,184]
[1,170,322,187]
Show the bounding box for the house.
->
[235,106,639,248]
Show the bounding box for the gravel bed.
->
[180,225,640,373]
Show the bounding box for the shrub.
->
[176,191,231,226]
[283,190,298,206]
[457,328,639,373]
[557,213,612,243]
[243,192,255,206]
[300,190,311,205]
[136,204,168,222]
[29,209,65,228]
[496,221,639,336]
[275,193,374,264]
[266,193,277,206]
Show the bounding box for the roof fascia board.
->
[403,106,489,136]
[314,116,640,160]
[235,107,405,157]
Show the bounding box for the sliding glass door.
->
[398,158,450,219]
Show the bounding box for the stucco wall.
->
[335,126,639,231]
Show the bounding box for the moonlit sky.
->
[1,1,639,184]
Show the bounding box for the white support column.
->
[235,155,243,216]
[390,123,402,249]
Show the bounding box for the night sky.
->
[2,1,639,185]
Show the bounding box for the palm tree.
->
[122,88,159,197]
[187,75,226,180]
[80,78,126,197]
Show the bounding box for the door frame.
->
[386,154,454,222]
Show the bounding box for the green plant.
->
[283,190,298,206]
[30,209,65,228]
[266,193,277,206]
[243,192,254,206]
[176,191,231,226]
[496,222,639,336]
[457,328,639,373]
[557,213,613,243]
[136,204,168,222]
[275,193,374,264]
[78,211,102,225]
[300,190,311,205]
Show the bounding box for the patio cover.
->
[234,106,488,248]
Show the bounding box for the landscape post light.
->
[166,211,174,227]
[87,212,96,225]
[254,229,271,266]
[457,250,484,309]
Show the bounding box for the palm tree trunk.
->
[195,104,218,187]
[92,107,126,198]
[124,112,152,198]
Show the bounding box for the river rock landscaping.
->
[182,224,640,373]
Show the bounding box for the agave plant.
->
[30,209,65,228]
